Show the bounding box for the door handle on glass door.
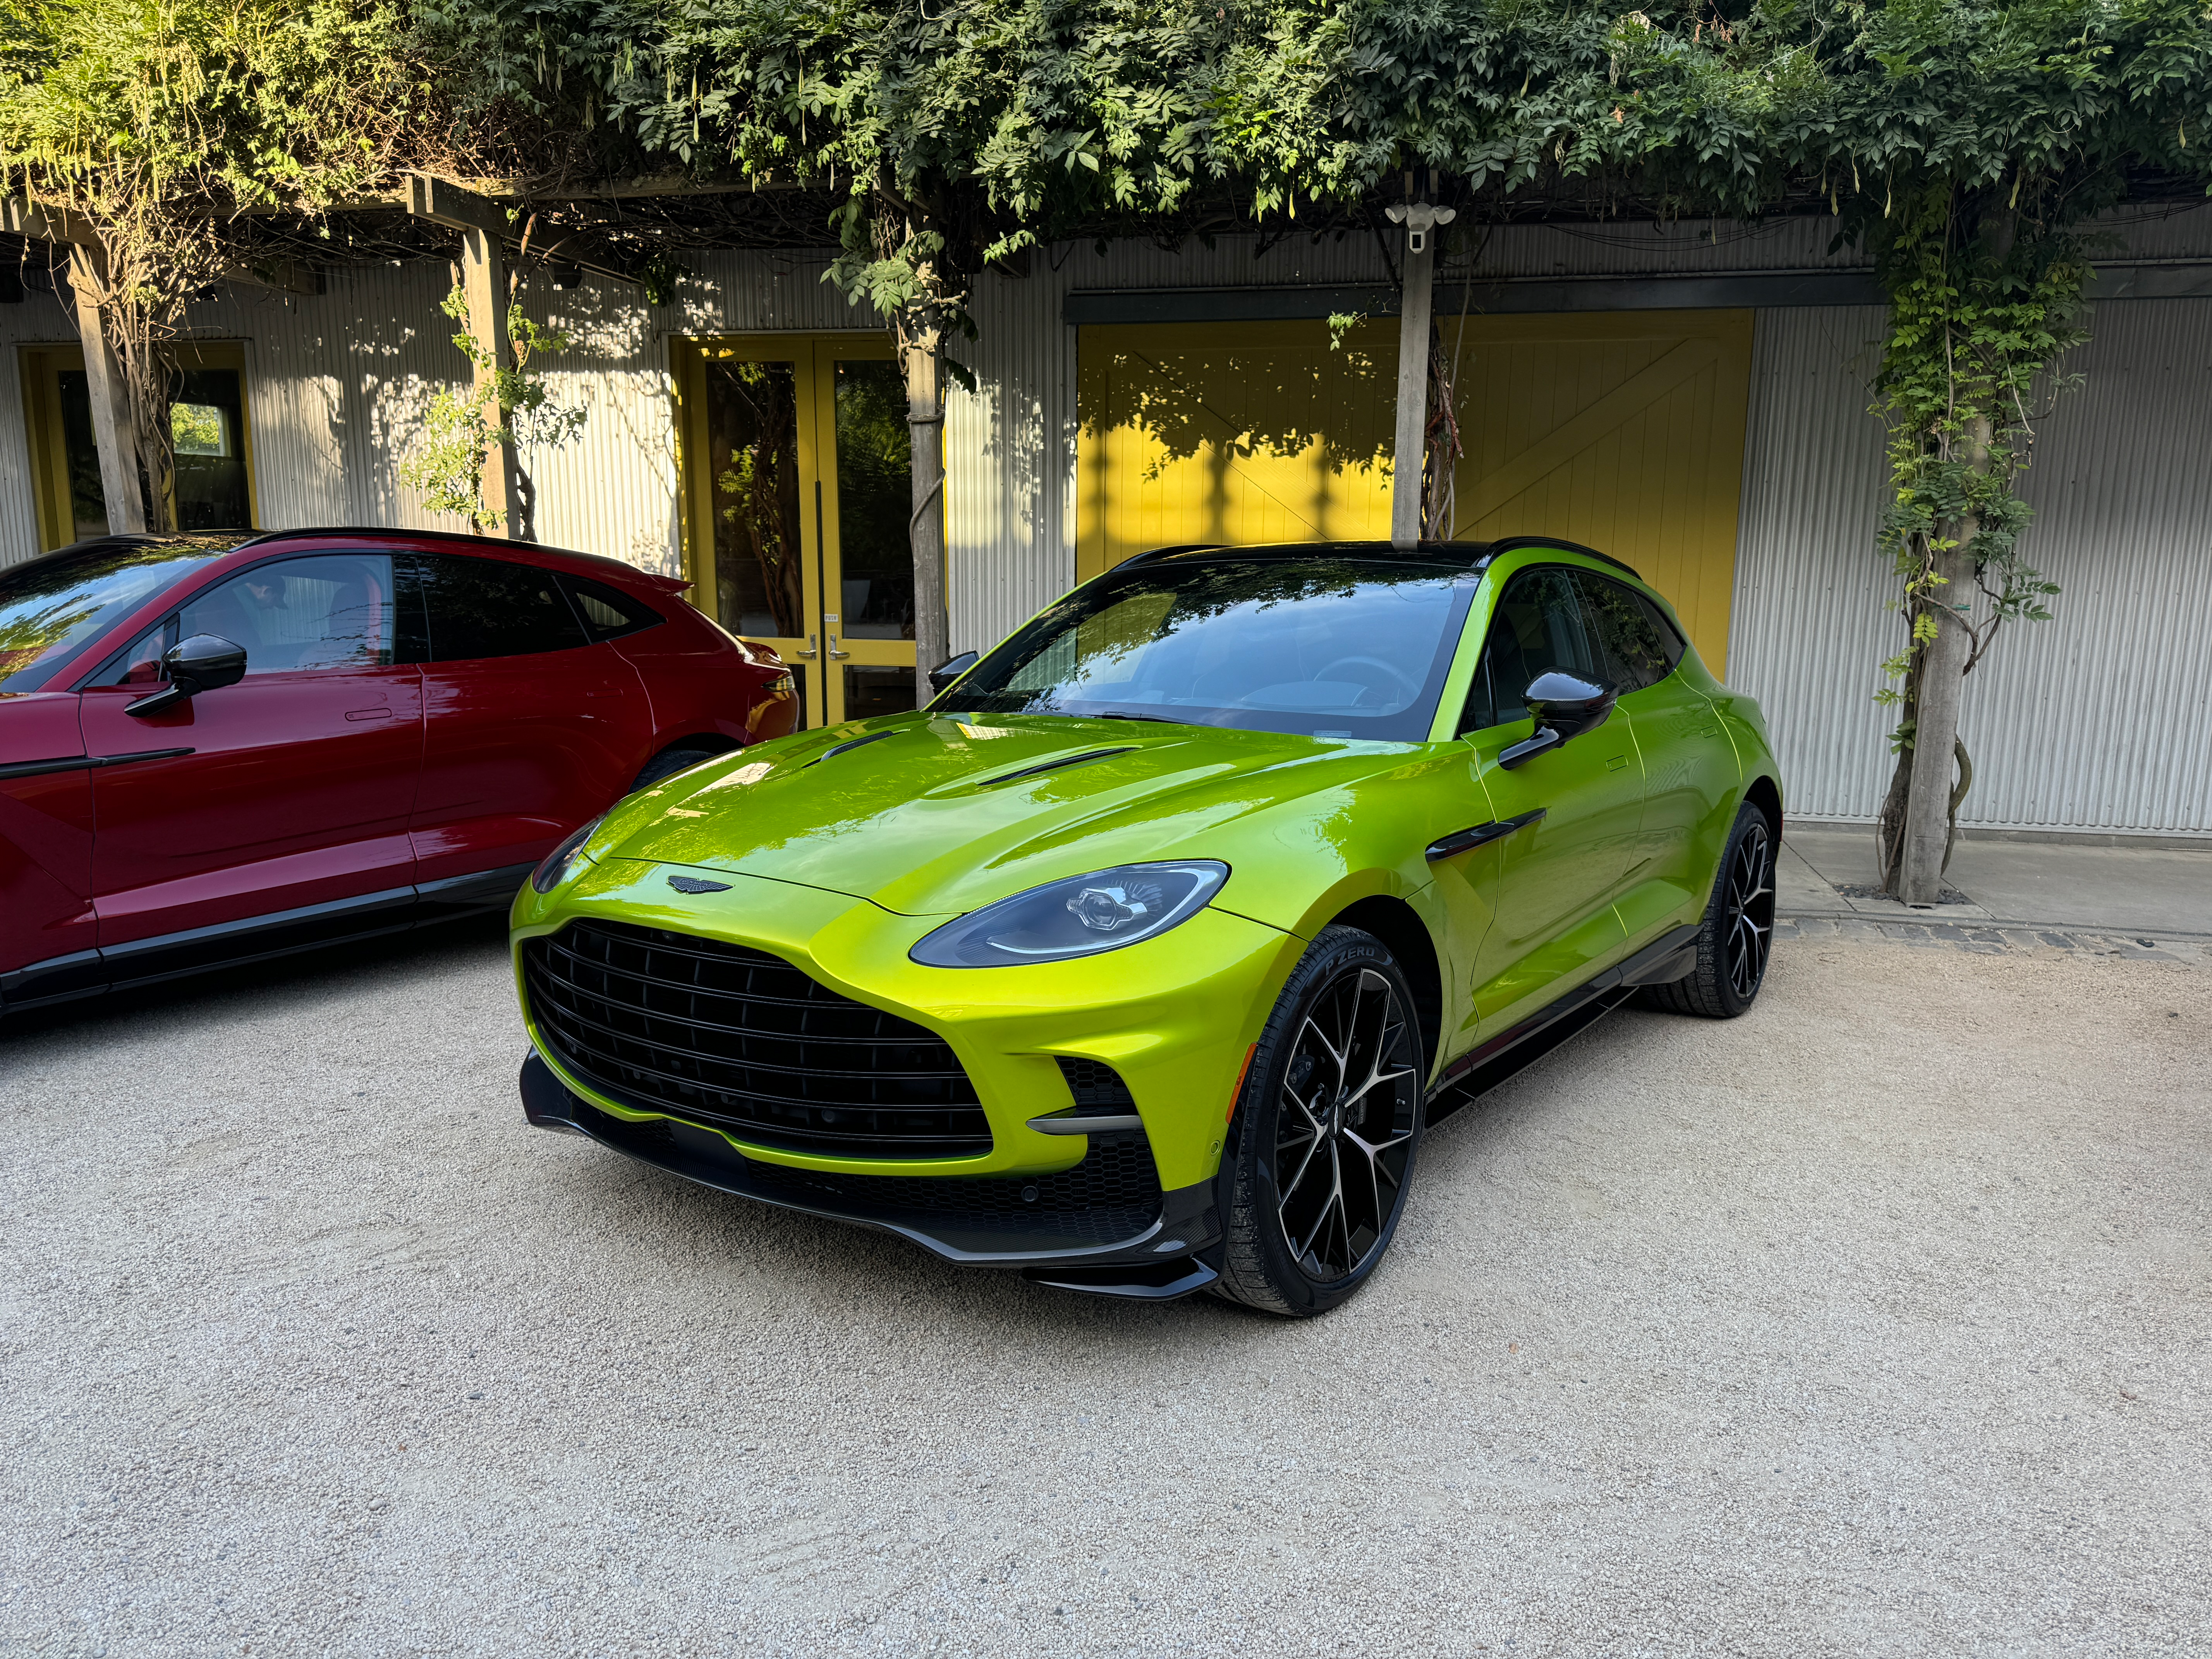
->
[795,634,819,659]
[826,636,851,660]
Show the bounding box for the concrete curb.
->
[1776,912,2209,965]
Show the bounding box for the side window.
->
[91,617,180,687]
[1575,571,1675,692]
[413,554,587,661]
[1457,566,1599,735]
[175,554,395,675]
[1637,592,1688,673]
[560,575,663,643]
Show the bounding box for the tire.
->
[1639,800,1776,1018]
[627,744,729,795]
[1213,925,1426,1317]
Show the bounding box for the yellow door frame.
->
[19,340,259,551]
[673,331,916,728]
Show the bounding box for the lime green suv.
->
[512,539,1781,1315]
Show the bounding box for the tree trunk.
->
[68,248,151,534]
[901,304,948,707]
[1896,419,1990,904]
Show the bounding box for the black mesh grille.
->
[523,919,992,1159]
[1055,1057,1137,1110]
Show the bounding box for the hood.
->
[601,713,1420,916]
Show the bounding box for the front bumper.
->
[521,1053,1225,1298]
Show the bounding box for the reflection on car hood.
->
[600,713,1420,917]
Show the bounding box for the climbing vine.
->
[1866,179,2092,885]
[400,283,587,531]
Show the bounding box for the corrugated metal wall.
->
[1726,299,2212,836]
[5,207,2207,834]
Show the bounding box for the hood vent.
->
[974,747,1135,790]
[804,729,897,768]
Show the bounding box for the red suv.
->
[0,527,796,1013]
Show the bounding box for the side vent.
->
[1055,1057,1138,1111]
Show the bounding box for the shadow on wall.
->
[1087,326,1396,481]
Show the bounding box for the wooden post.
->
[901,306,949,706]
[1389,230,1436,550]
[407,174,520,536]
[67,245,149,535]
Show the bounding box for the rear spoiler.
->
[638,573,694,596]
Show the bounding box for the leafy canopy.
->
[443,0,2212,271]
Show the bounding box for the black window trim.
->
[1456,560,1601,737]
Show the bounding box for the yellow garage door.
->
[1440,310,1753,673]
[1075,319,1397,576]
[1077,309,1753,674]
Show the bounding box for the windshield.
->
[0,540,234,694]
[938,556,1479,742]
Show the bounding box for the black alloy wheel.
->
[1215,926,1426,1316]
[1723,816,1775,1001]
[1640,799,1777,1019]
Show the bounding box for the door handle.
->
[826,634,851,660]
[345,707,393,722]
[794,633,820,660]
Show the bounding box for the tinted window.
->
[412,554,587,661]
[1638,592,1688,671]
[1458,566,1600,735]
[560,574,661,643]
[945,555,1480,742]
[0,539,230,693]
[178,554,395,675]
[1575,571,1676,692]
[91,616,179,687]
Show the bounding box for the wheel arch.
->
[1743,771,1783,837]
[1326,894,1443,1082]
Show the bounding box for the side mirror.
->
[126,634,247,717]
[1498,671,1616,769]
[927,650,979,695]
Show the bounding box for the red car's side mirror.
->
[126,634,248,717]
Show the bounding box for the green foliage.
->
[434,0,2212,318]
[400,285,587,529]
[0,0,440,527]
[1868,178,2084,724]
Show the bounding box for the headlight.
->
[909,861,1228,968]
[531,814,606,894]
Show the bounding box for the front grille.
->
[523,919,992,1159]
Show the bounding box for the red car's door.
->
[79,551,424,961]
[403,551,653,888]
[0,692,100,1001]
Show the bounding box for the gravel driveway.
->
[3,920,2207,1658]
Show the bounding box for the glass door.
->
[684,335,920,729]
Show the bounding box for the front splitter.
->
[519,1053,1223,1297]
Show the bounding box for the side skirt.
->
[1427,922,1702,1122]
[0,862,538,1015]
